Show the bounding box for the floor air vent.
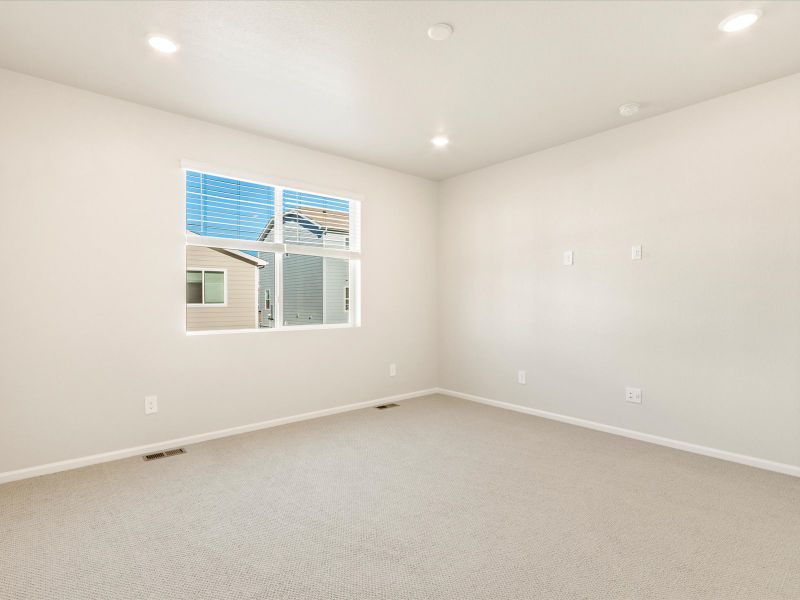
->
[143,448,186,461]
[375,403,399,410]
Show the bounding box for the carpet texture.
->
[1,394,799,599]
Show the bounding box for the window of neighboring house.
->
[184,168,360,333]
[186,271,202,304]
[186,269,226,305]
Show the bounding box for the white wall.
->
[2,67,798,476]
[438,74,800,468]
[0,68,438,473]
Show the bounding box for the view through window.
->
[185,170,360,332]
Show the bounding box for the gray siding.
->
[257,251,276,328]
[323,257,349,325]
[284,254,323,325]
[258,221,351,327]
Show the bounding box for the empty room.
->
[1,1,799,598]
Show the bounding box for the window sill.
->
[186,323,358,336]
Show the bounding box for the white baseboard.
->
[0,388,438,485]
[5,387,796,484]
[436,388,800,478]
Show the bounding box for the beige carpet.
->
[1,394,799,599]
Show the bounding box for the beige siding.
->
[186,246,258,331]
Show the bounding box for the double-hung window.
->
[184,168,361,333]
[186,270,226,305]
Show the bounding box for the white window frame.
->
[186,268,228,307]
[183,160,362,335]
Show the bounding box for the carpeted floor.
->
[1,394,799,600]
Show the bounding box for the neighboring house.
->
[259,208,350,327]
[186,208,350,331]
[186,242,266,332]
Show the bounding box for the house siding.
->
[260,221,350,326]
[258,252,276,328]
[284,254,324,325]
[324,257,349,325]
[186,246,261,331]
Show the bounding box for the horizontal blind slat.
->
[185,170,276,242]
[185,169,360,256]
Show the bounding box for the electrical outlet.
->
[389,363,397,377]
[625,387,642,404]
[517,370,527,384]
[631,245,642,260]
[563,250,574,266]
[144,395,158,415]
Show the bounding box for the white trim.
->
[186,232,267,266]
[0,389,438,485]
[435,389,800,478]
[283,243,358,261]
[6,388,795,485]
[350,258,362,327]
[274,186,284,244]
[186,235,360,261]
[186,235,285,254]
[349,200,362,253]
[219,247,267,267]
[322,251,327,323]
[274,240,284,328]
[253,264,259,329]
[186,322,357,336]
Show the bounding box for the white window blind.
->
[186,171,275,241]
[282,189,360,251]
[184,169,360,333]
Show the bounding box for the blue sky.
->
[186,171,349,242]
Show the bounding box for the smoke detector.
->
[618,102,641,117]
[427,23,454,41]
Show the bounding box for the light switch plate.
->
[625,387,642,404]
[631,245,642,260]
[144,395,158,415]
[563,250,574,266]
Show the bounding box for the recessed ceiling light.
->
[718,9,762,33]
[618,102,641,117]
[148,36,179,54]
[427,23,453,41]
[431,134,450,147]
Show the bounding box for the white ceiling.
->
[1,1,799,180]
